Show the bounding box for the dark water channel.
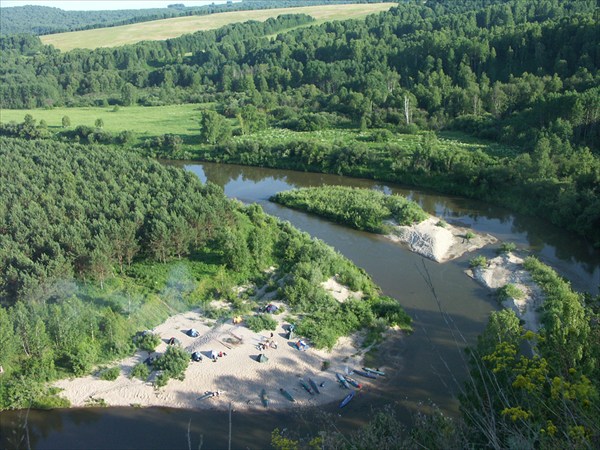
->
[2,162,598,450]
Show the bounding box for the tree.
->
[200,110,230,144]
[61,115,71,128]
[95,118,104,129]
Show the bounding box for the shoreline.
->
[386,216,497,263]
[467,252,543,332]
[54,282,387,411]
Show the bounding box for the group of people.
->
[258,332,277,351]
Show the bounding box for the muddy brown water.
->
[2,162,598,450]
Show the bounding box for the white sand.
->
[387,217,497,263]
[467,253,543,332]
[54,282,377,411]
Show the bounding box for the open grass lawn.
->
[1,104,206,142]
[40,3,396,51]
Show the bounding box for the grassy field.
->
[1,103,515,157]
[1,104,205,140]
[40,3,396,51]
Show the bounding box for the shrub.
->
[464,231,476,241]
[498,242,517,254]
[245,314,277,332]
[469,255,488,268]
[130,363,150,381]
[135,332,161,352]
[99,366,120,381]
[496,283,525,301]
[154,345,189,382]
[436,220,447,228]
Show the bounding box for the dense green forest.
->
[1,0,598,246]
[0,1,371,36]
[271,186,428,232]
[0,136,409,409]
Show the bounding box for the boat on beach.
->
[299,379,314,395]
[353,369,376,379]
[261,389,269,407]
[339,391,355,408]
[344,375,362,389]
[336,372,350,389]
[363,367,386,376]
[198,391,220,400]
[309,378,320,394]
[280,388,295,402]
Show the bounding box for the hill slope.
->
[39,3,396,51]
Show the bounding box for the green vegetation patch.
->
[271,186,427,233]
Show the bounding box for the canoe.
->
[299,379,314,395]
[309,378,320,394]
[339,391,355,408]
[344,375,362,389]
[353,369,376,379]
[280,388,295,402]
[336,372,350,389]
[261,389,269,407]
[198,391,216,400]
[363,367,386,376]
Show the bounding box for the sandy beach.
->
[387,216,497,263]
[54,282,381,411]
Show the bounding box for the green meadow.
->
[1,104,205,141]
[40,3,396,51]
[1,103,514,158]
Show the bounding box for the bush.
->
[154,345,189,382]
[245,314,277,332]
[99,366,120,381]
[135,332,161,352]
[469,255,488,268]
[498,242,517,254]
[130,363,150,381]
[496,283,525,301]
[464,231,476,241]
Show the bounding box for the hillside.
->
[39,3,396,51]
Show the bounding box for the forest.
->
[0,137,409,409]
[1,0,598,246]
[0,0,599,447]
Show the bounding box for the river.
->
[2,162,598,450]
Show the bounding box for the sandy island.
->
[54,279,381,411]
[387,217,497,263]
[467,252,543,332]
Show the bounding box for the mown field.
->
[40,3,396,51]
[1,104,205,140]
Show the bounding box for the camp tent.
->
[188,328,199,337]
[265,304,278,313]
[257,353,269,363]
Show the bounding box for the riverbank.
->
[54,280,382,411]
[467,252,543,332]
[387,217,497,263]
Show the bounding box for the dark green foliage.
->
[245,314,277,333]
[130,363,150,381]
[272,186,427,233]
[134,332,161,352]
[153,345,189,383]
[469,255,488,268]
[98,366,120,381]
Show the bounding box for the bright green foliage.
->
[99,367,120,381]
[130,363,150,381]
[134,332,161,353]
[498,242,517,254]
[272,186,427,233]
[200,110,231,145]
[153,345,189,384]
[245,314,277,333]
[469,255,487,268]
[496,283,525,301]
